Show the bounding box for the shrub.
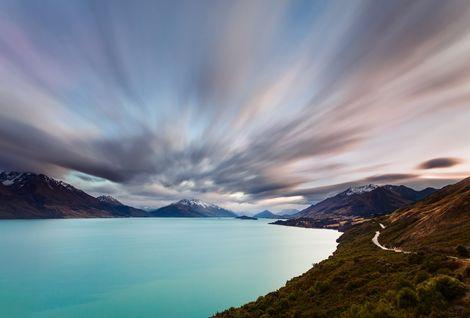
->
[432,275,466,300]
[266,307,275,315]
[312,280,329,293]
[414,271,430,284]
[396,287,418,308]
[422,256,442,273]
[346,278,365,290]
[279,298,289,310]
[341,300,395,318]
[456,245,469,258]
[394,277,413,290]
[288,293,297,302]
[408,251,425,264]
[436,267,452,276]
[307,286,316,297]
[416,284,444,315]
[291,310,302,318]
[418,275,466,303]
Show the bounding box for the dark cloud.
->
[418,158,462,169]
[0,116,129,182]
[364,173,419,183]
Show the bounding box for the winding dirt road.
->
[372,223,410,254]
[372,223,470,268]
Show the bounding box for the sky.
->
[0,0,469,212]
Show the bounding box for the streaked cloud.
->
[0,0,469,212]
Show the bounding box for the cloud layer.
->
[0,0,469,211]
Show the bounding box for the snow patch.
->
[0,172,25,186]
[345,184,378,196]
[177,199,218,209]
[98,195,121,205]
[0,171,80,193]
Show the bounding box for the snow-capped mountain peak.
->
[97,195,122,205]
[177,199,217,209]
[344,184,378,196]
[0,171,82,193]
[151,198,236,217]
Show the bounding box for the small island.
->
[235,215,258,220]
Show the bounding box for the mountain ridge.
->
[149,199,237,218]
[296,184,437,219]
[381,176,470,255]
[0,171,147,218]
[254,210,286,219]
[274,184,437,230]
[0,171,241,219]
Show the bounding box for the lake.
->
[0,218,340,318]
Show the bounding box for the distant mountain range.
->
[149,199,236,218]
[0,172,147,218]
[254,210,286,219]
[0,172,238,219]
[0,171,441,223]
[274,184,437,229]
[279,208,300,216]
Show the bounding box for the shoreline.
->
[270,217,365,232]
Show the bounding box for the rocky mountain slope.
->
[275,184,436,229]
[297,184,436,219]
[381,177,470,256]
[149,199,236,217]
[0,172,147,218]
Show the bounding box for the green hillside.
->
[214,179,470,318]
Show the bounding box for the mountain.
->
[95,194,148,216]
[279,208,300,216]
[254,210,284,219]
[97,195,123,205]
[296,184,436,220]
[381,177,470,255]
[95,195,149,217]
[149,199,236,217]
[216,177,469,317]
[0,171,147,218]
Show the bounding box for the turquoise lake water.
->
[0,218,340,318]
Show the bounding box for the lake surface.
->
[0,218,340,318]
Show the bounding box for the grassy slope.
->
[215,220,469,317]
[380,177,470,256]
